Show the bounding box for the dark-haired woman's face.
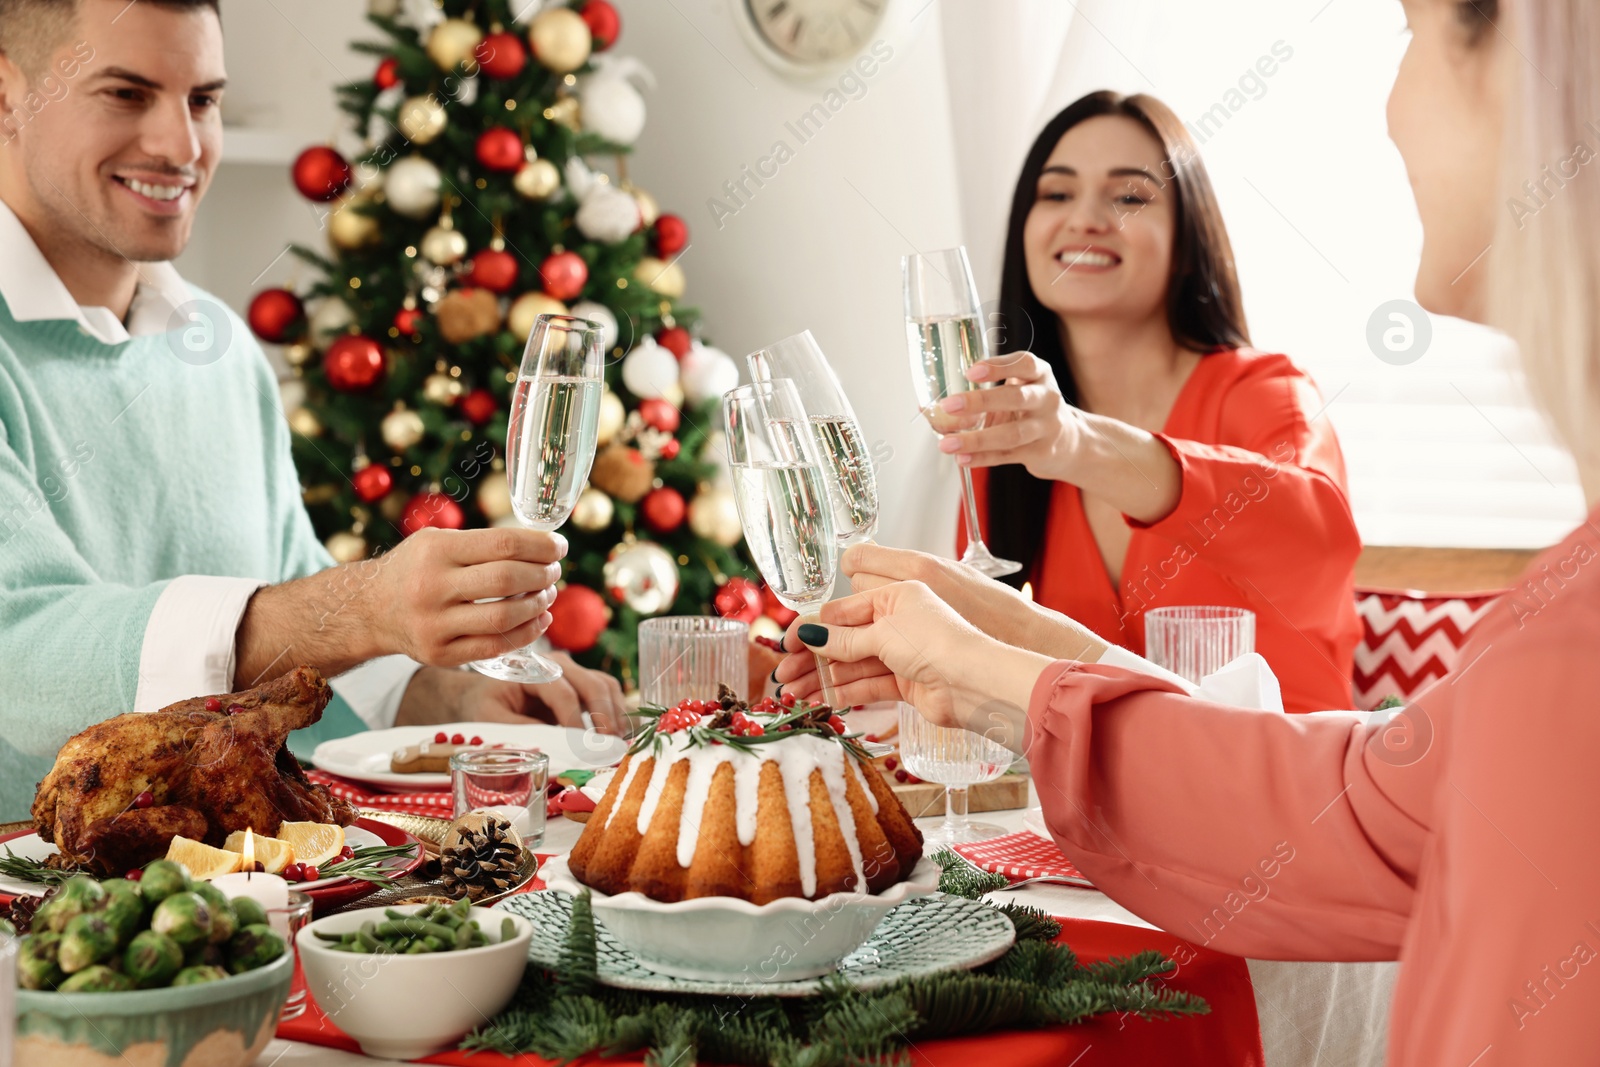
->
[1388,0,1508,320]
[1023,115,1176,327]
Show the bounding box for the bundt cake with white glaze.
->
[567,688,923,903]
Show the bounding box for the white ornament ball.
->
[575,183,640,243]
[602,540,680,615]
[620,337,679,400]
[397,94,447,144]
[563,156,596,200]
[426,18,484,71]
[688,486,743,548]
[570,300,619,351]
[596,388,626,445]
[749,615,785,643]
[579,70,647,146]
[308,299,356,350]
[680,342,741,405]
[385,155,443,218]
[326,531,369,563]
[381,406,426,451]
[508,292,570,340]
[635,255,685,299]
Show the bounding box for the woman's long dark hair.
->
[985,91,1250,587]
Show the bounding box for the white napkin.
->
[1095,646,1284,713]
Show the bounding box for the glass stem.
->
[815,651,842,709]
[944,784,970,839]
[958,466,987,550]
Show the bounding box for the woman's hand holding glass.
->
[934,352,1085,480]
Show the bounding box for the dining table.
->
[257,782,1399,1067]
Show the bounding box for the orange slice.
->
[275,822,345,868]
[222,830,296,874]
[166,836,245,880]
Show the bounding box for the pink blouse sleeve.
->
[1025,662,1421,961]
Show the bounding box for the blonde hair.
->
[1489,0,1600,501]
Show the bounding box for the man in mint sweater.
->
[0,0,628,821]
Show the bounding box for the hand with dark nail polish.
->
[797,623,829,647]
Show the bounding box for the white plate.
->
[0,825,388,896]
[310,722,628,792]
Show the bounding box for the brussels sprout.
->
[226,923,286,974]
[17,932,65,990]
[97,889,145,949]
[150,892,212,949]
[37,876,106,933]
[188,881,237,944]
[58,914,118,974]
[229,895,268,930]
[170,964,228,986]
[0,917,14,937]
[58,964,134,992]
[100,878,144,909]
[123,930,184,989]
[182,941,227,969]
[137,861,190,906]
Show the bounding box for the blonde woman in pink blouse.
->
[775,0,1600,1062]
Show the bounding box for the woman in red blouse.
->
[955,92,1359,713]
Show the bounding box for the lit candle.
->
[212,829,289,911]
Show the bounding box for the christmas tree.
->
[247,0,791,686]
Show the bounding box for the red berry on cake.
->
[451,733,465,745]
[470,735,483,745]
[434,731,448,743]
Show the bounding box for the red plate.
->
[0,817,423,916]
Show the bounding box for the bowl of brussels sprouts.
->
[10,862,292,1067]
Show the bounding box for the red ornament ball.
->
[714,577,764,624]
[762,583,798,627]
[393,306,424,336]
[246,288,304,343]
[474,31,528,79]
[655,326,691,361]
[476,127,525,172]
[637,397,680,433]
[580,0,621,50]
[323,334,385,392]
[539,250,589,301]
[351,463,394,504]
[658,438,681,461]
[467,247,520,293]
[374,56,400,90]
[459,388,497,425]
[400,491,465,535]
[653,214,688,258]
[291,145,351,202]
[640,486,686,533]
[545,583,608,652]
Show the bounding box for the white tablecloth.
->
[264,789,1397,1066]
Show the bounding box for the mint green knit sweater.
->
[0,291,365,822]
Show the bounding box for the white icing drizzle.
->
[612,732,875,897]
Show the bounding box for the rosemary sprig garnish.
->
[0,847,75,886]
[314,842,418,887]
[626,695,871,762]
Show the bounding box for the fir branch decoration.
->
[931,848,1010,898]
[557,888,599,995]
[993,901,1063,942]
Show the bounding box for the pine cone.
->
[438,813,524,902]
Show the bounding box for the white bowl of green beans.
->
[296,899,531,1060]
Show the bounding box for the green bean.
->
[501,917,516,943]
[313,929,347,942]
[454,922,475,950]
[422,935,448,952]
[404,941,429,954]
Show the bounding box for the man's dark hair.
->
[0,0,220,76]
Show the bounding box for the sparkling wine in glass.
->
[470,314,603,684]
[748,331,879,546]
[898,703,1013,847]
[903,247,1022,579]
[722,379,842,705]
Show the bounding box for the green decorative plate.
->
[497,890,1016,997]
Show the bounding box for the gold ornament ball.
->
[286,406,322,438]
[688,486,743,547]
[636,256,686,299]
[381,406,426,451]
[477,477,513,521]
[427,18,485,71]
[661,381,685,409]
[632,187,660,228]
[325,531,369,563]
[283,341,315,368]
[328,196,381,250]
[570,486,614,531]
[422,372,465,405]
[419,223,469,265]
[596,389,625,446]
[513,158,560,200]
[529,7,592,74]
[547,96,581,130]
[397,94,448,145]
[379,489,408,523]
[508,291,569,340]
[602,540,680,615]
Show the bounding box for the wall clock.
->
[736,0,916,78]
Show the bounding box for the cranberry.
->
[302,865,320,882]
[470,735,483,745]
[254,861,265,873]
[340,845,355,860]
[884,756,898,771]
[282,864,301,882]
[777,724,792,732]
[229,704,246,716]
[745,723,765,737]
[781,692,797,707]
[434,731,448,743]
[865,733,879,743]
[907,775,923,785]
[450,733,465,745]
[125,868,143,881]
[203,697,222,712]
[828,718,847,734]
[134,790,154,809]
[894,769,909,783]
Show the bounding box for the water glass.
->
[1,927,15,1063]
[451,748,550,847]
[1144,606,1256,684]
[898,703,1013,847]
[639,616,749,709]
[268,891,314,1021]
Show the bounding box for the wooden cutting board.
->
[880,768,1031,818]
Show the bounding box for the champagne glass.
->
[898,703,1013,847]
[903,247,1022,578]
[748,331,880,546]
[722,379,841,706]
[470,314,604,683]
